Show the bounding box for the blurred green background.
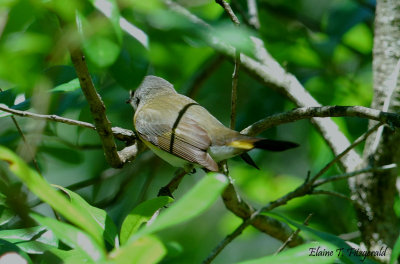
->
[0,0,377,263]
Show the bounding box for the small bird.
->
[128,75,298,172]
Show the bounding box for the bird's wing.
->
[134,102,218,171]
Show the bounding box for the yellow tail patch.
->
[228,140,254,150]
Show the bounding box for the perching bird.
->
[128,75,298,172]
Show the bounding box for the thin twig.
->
[202,218,249,264]
[10,116,42,174]
[230,51,240,129]
[215,0,240,25]
[241,106,400,137]
[0,104,136,142]
[313,164,397,187]
[275,213,313,254]
[69,48,122,168]
[0,89,61,221]
[310,190,359,207]
[309,123,382,183]
[215,0,241,129]
[158,169,187,197]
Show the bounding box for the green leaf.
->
[239,241,337,264]
[0,226,57,254]
[0,205,15,226]
[0,226,56,244]
[15,241,57,255]
[89,0,123,43]
[0,146,105,247]
[40,248,92,264]
[112,173,227,259]
[51,78,81,93]
[110,235,166,264]
[0,89,16,107]
[120,0,163,13]
[31,214,105,262]
[139,173,228,236]
[0,238,32,264]
[109,35,149,90]
[120,196,173,245]
[53,185,118,247]
[390,234,400,264]
[83,36,120,68]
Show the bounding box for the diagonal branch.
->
[70,48,123,168]
[241,106,400,136]
[215,0,240,25]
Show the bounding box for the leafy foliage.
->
[0,0,391,263]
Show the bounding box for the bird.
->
[128,75,298,172]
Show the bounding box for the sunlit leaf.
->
[14,241,57,255]
[83,36,120,68]
[140,173,227,236]
[111,235,166,264]
[39,248,92,264]
[0,226,58,254]
[51,78,81,93]
[31,214,106,262]
[53,185,118,247]
[342,23,372,54]
[120,196,173,245]
[120,0,162,13]
[0,226,56,247]
[89,0,123,43]
[390,235,400,264]
[0,146,105,247]
[0,205,15,225]
[0,239,32,264]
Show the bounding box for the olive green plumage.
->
[129,75,298,172]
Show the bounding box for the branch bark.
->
[241,105,400,136]
[351,0,400,253]
[0,104,136,142]
[70,48,124,168]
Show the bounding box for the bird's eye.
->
[135,97,140,106]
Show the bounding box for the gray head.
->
[128,75,177,110]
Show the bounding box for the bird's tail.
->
[228,137,299,151]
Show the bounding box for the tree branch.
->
[313,164,397,188]
[215,0,240,26]
[215,0,241,129]
[247,0,260,30]
[241,106,400,137]
[69,48,123,168]
[0,104,136,142]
